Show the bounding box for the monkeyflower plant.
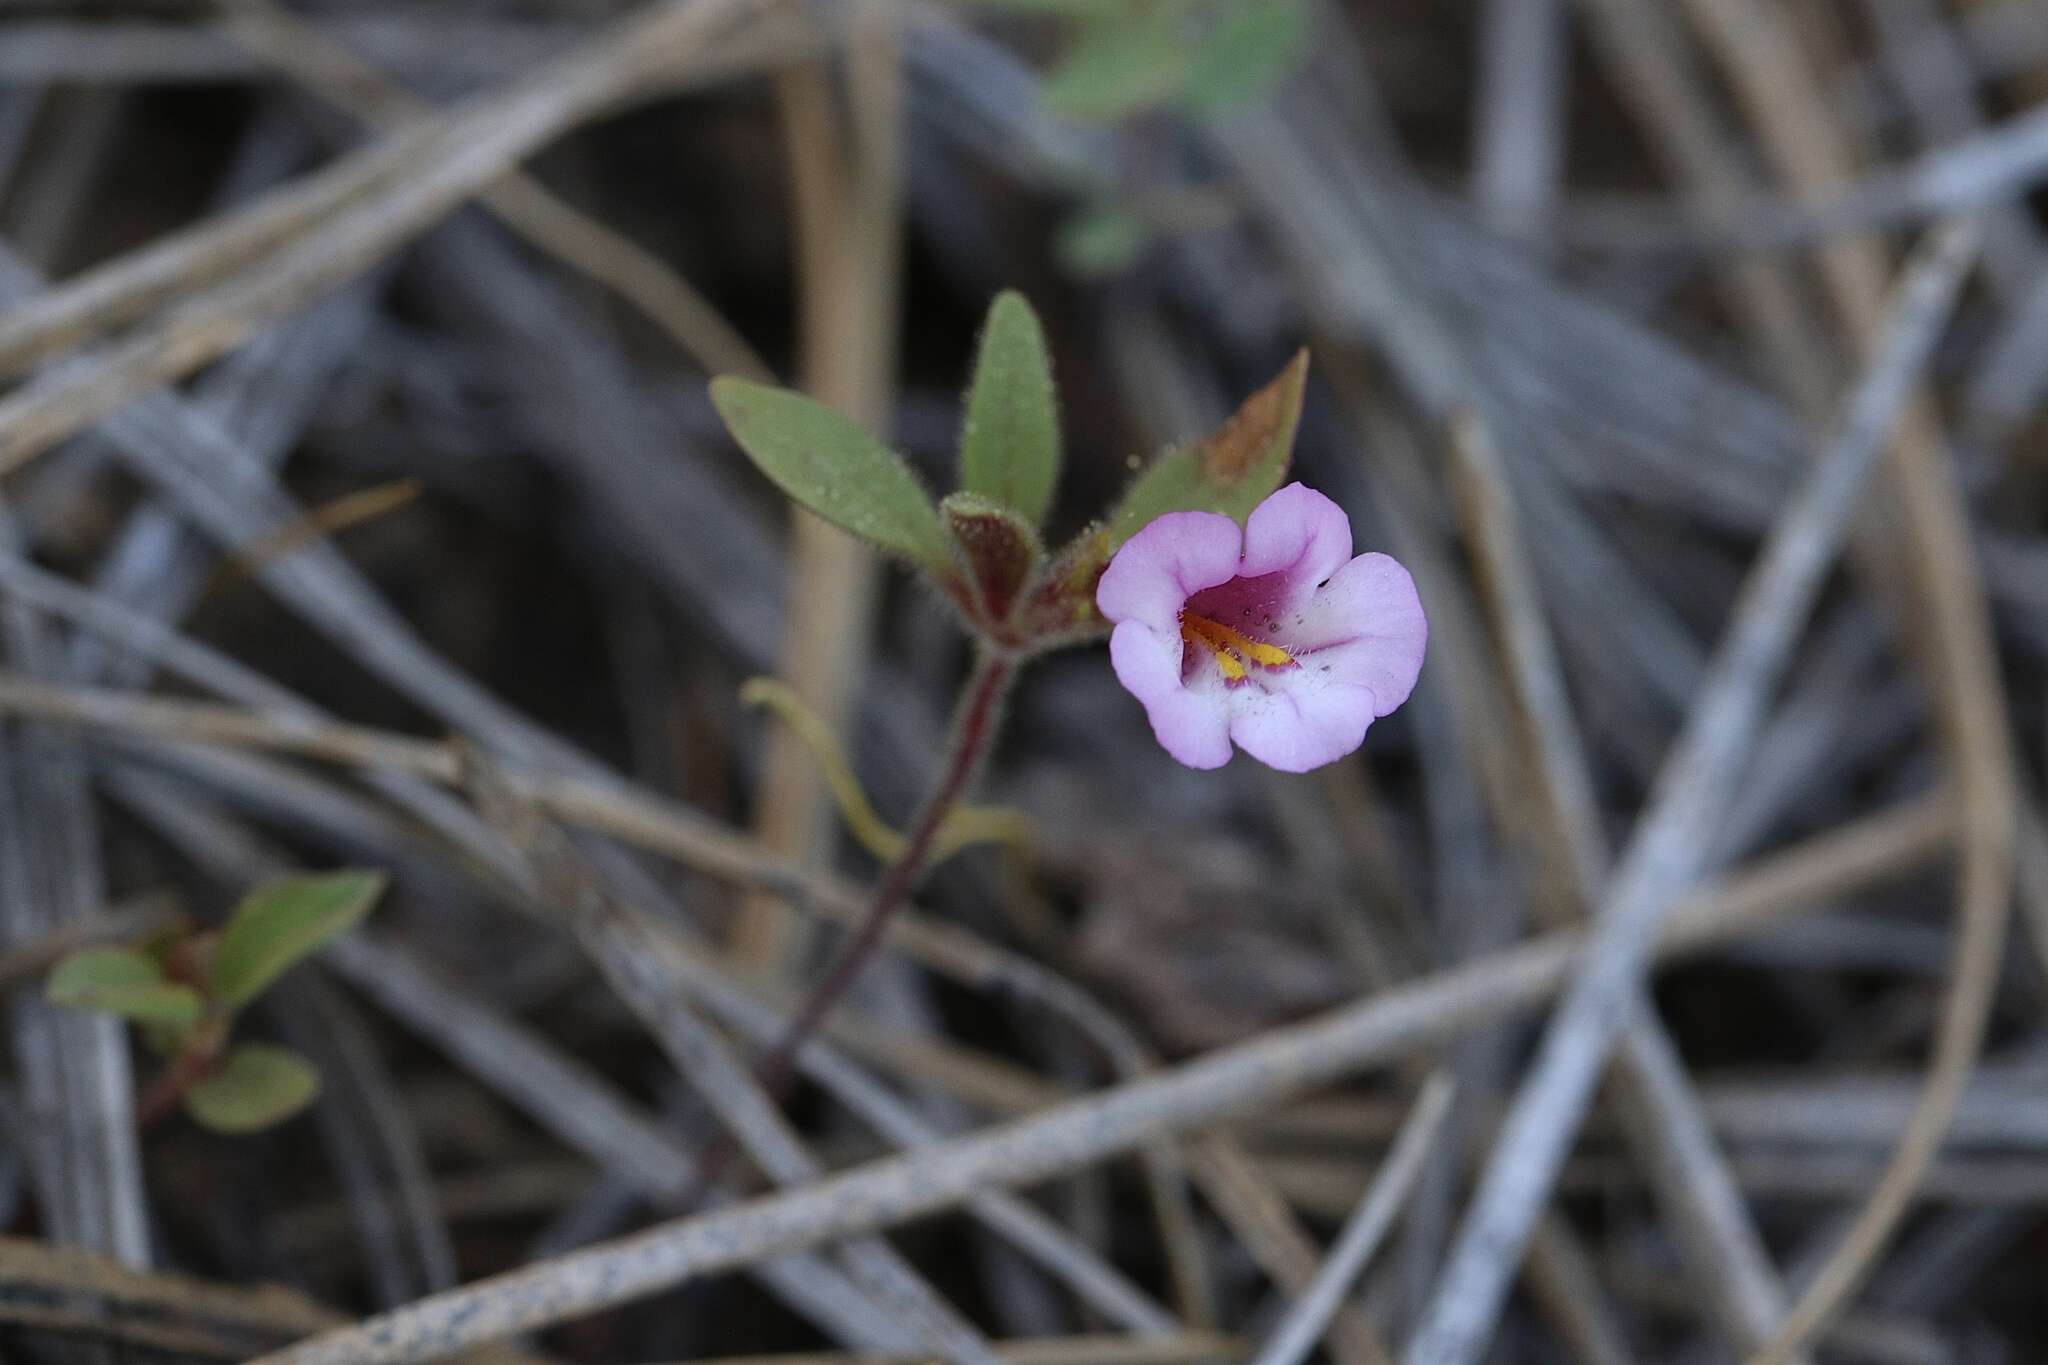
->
[709,291,1423,776]
[702,291,1425,1123]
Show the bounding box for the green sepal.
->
[942,492,1044,628]
[1013,524,1114,644]
[1108,349,1308,548]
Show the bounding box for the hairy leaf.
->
[711,379,951,571]
[960,292,1061,525]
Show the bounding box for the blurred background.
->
[0,0,2045,1361]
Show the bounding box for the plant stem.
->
[683,648,1015,1205]
[136,1039,222,1129]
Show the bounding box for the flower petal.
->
[1096,511,1243,634]
[1109,621,1233,768]
[1289,552,1427,716]
[1237,482,1354,589]
[1225,678,1379,773]
[1106,620,1182,702]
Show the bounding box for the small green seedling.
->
[47,869,386,1134]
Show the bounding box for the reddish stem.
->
[136,1041,221,1129]
[682,649,1015,1205]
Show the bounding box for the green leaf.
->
[49,946,157,996]
[1109,350,1309,547]
[47,948,204,1027]
[1181,0,1309,116]
[184,1044,320,1134]
[212,869,385,1010]
[1056,207,1149,278]
[960,292,1061,526]
[710,379,952,572]
[1043,13,1190,122]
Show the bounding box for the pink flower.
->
[1096,483,1426,772]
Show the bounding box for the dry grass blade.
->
[143,728,1175,1337]
[0,15,581,86]
[610,923,1183,1335]
[0,535,1171,1339]
[65,761,1910,1363]
[215,0,773,381]
[319,934,922,1353]
[1406,217,1984,1365]
[0,116,438,375]
[645,1333,1251,1365]
[0,892,178,990]
[1471,0,1567,234]
[0,0,776,476]
[1250,1075,1455,1365]
[1185,1138,1396,1365]
[201,476,422,595]
[461,752,1002,1365]
[230,769,1943,1365]
[734,0,905,983]
[3,4,2042,1359]
[0,535,149,1276]
[0,1236,541,1365]
[1215,36,1819,1347]
[0,624,1953,1362]
[1450,408,1808,1358]
[0,671,1949,970]
[1574,0,1839,417]
[1676,5,2022,1357]
[1553,103,2048,254]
